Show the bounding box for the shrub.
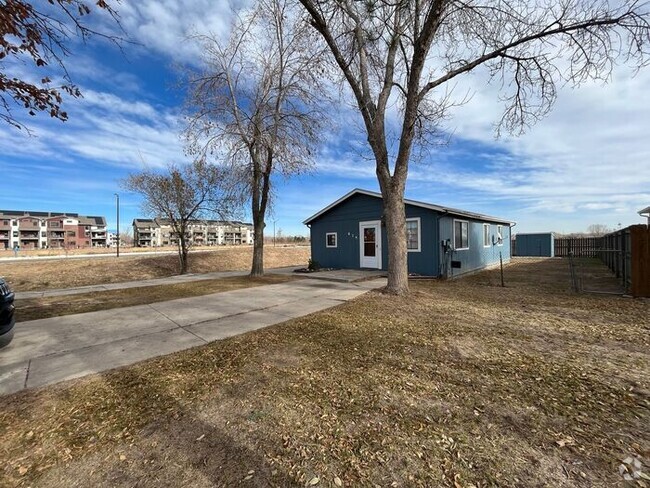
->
[307,258,320,271]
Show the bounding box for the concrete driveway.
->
[0,278,385,396]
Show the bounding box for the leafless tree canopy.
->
[185,0,329,276]
[587,223,613,236]
[298,0,650,294]
[0,0,123,131]
[123,160,237,274]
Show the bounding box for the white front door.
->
[359,221,381,269]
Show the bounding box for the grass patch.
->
[1,246,310,291]
[15,274,296,321]
[0,259,648,487]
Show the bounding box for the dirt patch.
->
[0,259,648,487]
[1,246,310,291]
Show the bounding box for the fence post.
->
[500,252,504,287]
[569,252,579,292]
[630,225,650,297]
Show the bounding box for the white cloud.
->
[315,60,650,231]
[115,0,251,63]
[433,66,650,222]
[1,83,185,170]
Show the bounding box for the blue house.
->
[303,189,513,278]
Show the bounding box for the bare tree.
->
[0,0,122,131]
[298,0,650,294]
[185,0,327,277]
[119,227,134,247]
[123,160,236,274]
[587,224,612,236]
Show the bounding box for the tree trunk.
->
[249,154,270,278]
[178,236,188,274]
[382,187,409,294]
[250,214,265,277]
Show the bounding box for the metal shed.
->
[514,233,555,257]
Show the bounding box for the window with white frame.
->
[497,225,503,246]
[326,232,337,248]
[483,224,491,247]
[453,220,469,250]
[406,218,421,252]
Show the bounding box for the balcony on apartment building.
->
[18,220,41,229]
[224,233,243,244]
[19,231,40,240]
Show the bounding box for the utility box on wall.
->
[514,233,555,257]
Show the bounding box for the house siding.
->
[438,217,511,277]
[308,191,511,277]
[309,193,440,276]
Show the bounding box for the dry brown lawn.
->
[0,244,308,258]
[0,246,310,291]
[16,274,296,322]
[0,258,648,487]
[0,245,185,258]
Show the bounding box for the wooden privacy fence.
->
[515,227,650,297]
[600,225,650,297]
[554,237,601,257]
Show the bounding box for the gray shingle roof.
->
[303,188,513,225]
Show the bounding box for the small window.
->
[326,232,337,248]
[497,225,504,246]
[406,218,421,252]
[453,220,469,250]
[483,224,491,247]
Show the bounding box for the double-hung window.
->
[453,220,469,250]
[326,232,337,248]
[483,224,491,247]
[406,218,421,252]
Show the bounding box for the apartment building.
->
[133,218,254,247]
[0,210,107,250]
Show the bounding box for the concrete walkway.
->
[15,267,386,299]
[16,267,299,299]
[0,277,385,396]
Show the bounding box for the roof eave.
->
[303,188,513,226]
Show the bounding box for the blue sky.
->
[1,2,649,237]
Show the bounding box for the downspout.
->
[438,210,451,279]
